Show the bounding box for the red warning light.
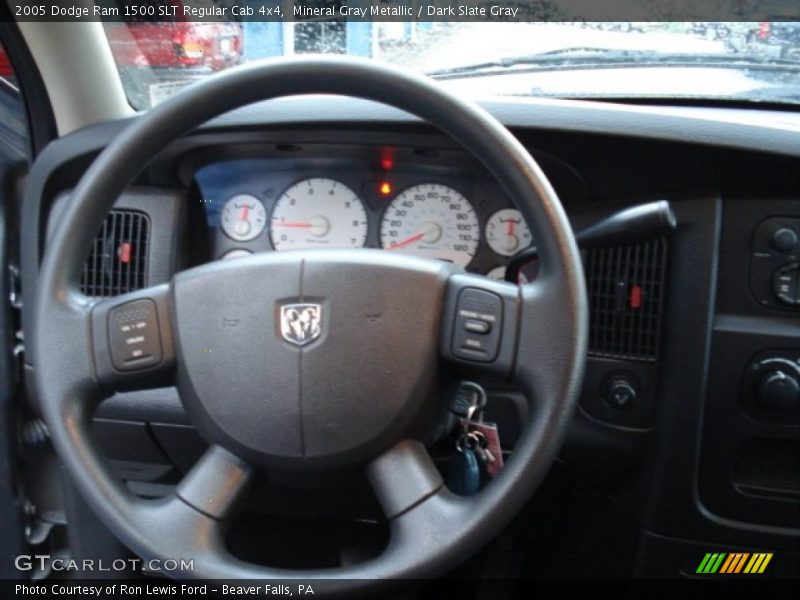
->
[379,181,393,197]
[379,147,395,171]
[118,242,132,264]
[629,284,642,309]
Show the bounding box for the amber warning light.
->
[379,182,393,197]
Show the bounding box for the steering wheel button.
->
[452,288,503,362]
[464,319,491,334]
[108,299,163,371]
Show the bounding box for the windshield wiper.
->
[426,48,800,79]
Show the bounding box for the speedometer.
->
[270,178,368,250]
[380,184,479,267]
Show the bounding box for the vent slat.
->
[628,244,647,358]
[124,212,132,294]
[109,211,118,296]
[80,209,149,298]
[133,209,141,291]
[625,244,637,357]
[586,237,667,362]
[602,247,614,353]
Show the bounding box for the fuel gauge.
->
[221,194,267,242]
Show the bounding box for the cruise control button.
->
[464,319,491,334]
[108,299,163,371]
[452,288,503,362]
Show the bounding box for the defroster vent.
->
[81,209,149,297]
[586,238,667,362]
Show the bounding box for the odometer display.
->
[380,184,479,267]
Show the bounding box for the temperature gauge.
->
[221,195,267,242]
[485,209,532,256]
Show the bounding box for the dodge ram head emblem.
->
[279,303,322,346]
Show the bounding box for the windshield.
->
[103,13,800,109]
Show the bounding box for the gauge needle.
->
[272,221,312,228]
[389,232,425,250]
[506,219,516,236]
[240,204,250,221]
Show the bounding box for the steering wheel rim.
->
[32,57,587,589]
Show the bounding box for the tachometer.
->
[270,178,368,250]
[380,184,479,267]
[220,194,267,242]
[485,208,532,256]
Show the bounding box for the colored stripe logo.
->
[696,552,773,574]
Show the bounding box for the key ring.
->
[460,381,488,413]
[456,430,486,453]
[464,402,478,426]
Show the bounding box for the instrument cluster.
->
[194,159,534,277]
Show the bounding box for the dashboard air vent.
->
[81,209,149,297]
[586,238,667,362]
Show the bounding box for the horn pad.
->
[172,250,456,469]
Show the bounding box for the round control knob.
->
[770,227,798,253]
[758,370,800,412]
[602,376,638,410]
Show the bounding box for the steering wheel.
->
[32,57,587,590]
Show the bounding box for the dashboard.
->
[19,96,800,578]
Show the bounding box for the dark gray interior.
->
[26,58,590,588]
[3,51,800,587]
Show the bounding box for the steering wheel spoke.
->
[89,283,176,392]
[439,270,585,409]
[367,440,445,520]
[176,445,254,520]
[439,273,521,377]
[368,440,481,576]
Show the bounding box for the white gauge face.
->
[380,184,479,267]
[486,266,507,280]
[270,178,368,250]
[221,249,253,261]
[485,264,535,284]
[485,208,533,256]
[220,195,267,242]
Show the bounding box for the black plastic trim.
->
[0,19,56,157]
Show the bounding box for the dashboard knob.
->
[770,227,798,253]
[758,370,800,412]
[602,376,638,410]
